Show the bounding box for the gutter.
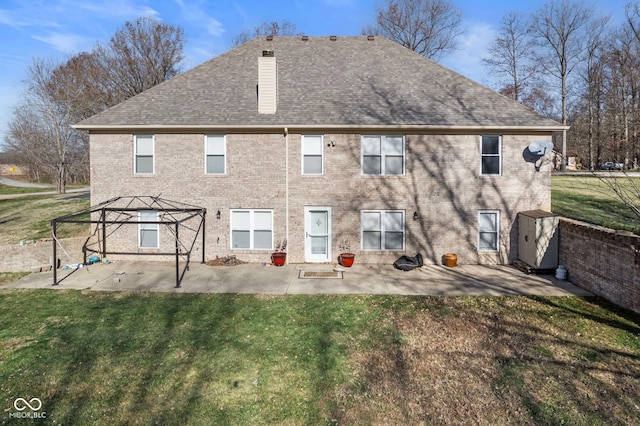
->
[73,124,570,133]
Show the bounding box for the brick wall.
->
[559,218,640,314]
[89,131,553,265]
[0,237,86,272]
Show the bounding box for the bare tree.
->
[578,15,611,170]
[483,12,538,103]
[102,16,185,100]
[3,17,185,192]
[4,59,83,193]
[530,0,600,171]
[363,0,464,61]
[49,51,117,121]
[231,21,300,47]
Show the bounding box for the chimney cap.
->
[330,35,337,41]
[367,35,375,41]
[266,35,273,41]
[301,35,309,41]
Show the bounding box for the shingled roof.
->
[74,36,565,131]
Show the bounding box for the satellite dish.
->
[528,140,554,156]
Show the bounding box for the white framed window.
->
[478,210,499,252]
[361,210,405,250]
[480,135,501,176]
[361,135,405,175]
[302,135,323,175]
[139,210,159,248]
[230,209,273,250]
[134,135,154,174]
[205,134,226,174]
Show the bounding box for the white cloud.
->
[206,17,225,37]
[0,9,15,26]
[174,0,225,37]
[442,22,496,85]
[0,3,62,29]
[74,0,160,20]
[31,32,92,53]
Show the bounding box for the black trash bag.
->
[393,253,424,271]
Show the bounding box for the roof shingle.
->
[75,36,565,131]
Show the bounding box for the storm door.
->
[304,207,332,262]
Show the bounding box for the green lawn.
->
[0,184,52,195]
[552,175,640,233]
[1,178,639,424]
[0,194,90,245]
[0,290,638,425]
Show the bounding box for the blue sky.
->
[0,0,630,144]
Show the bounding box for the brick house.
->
[74,36,565,265]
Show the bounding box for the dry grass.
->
[0,290,637,425]
[334,297,639,425]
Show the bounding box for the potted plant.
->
[338,239,355,267]
[271,239,287,266]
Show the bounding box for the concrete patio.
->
[4,260,592,296]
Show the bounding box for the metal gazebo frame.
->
[51,196,207,288]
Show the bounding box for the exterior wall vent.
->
[258,55,277,114]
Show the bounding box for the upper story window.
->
[134,135,154,174]
[230,209,273,250]
[361,210,405,250]
[361,135,405,176]
[205,134,226,174]
[481,135,501,176]
[302,135,323,175]
[478,210,499,252]
[133,135,154,174]
[139,210,159,248]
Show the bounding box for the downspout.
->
[284,127,289,261]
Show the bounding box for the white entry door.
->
[304,206,332,262]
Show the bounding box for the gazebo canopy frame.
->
[51,196,207,288]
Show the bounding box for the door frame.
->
[304,206,332,263]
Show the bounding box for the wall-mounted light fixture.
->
[216,210,221,220]
[327,140,335,147]
[413,211,419,221]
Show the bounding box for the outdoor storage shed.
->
[518,210,559,270]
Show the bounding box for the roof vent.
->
[266,35,273,41]
[301,35,309,41]
[330,35,337,41]
[367,35,375,41]
[262,50,274,57]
